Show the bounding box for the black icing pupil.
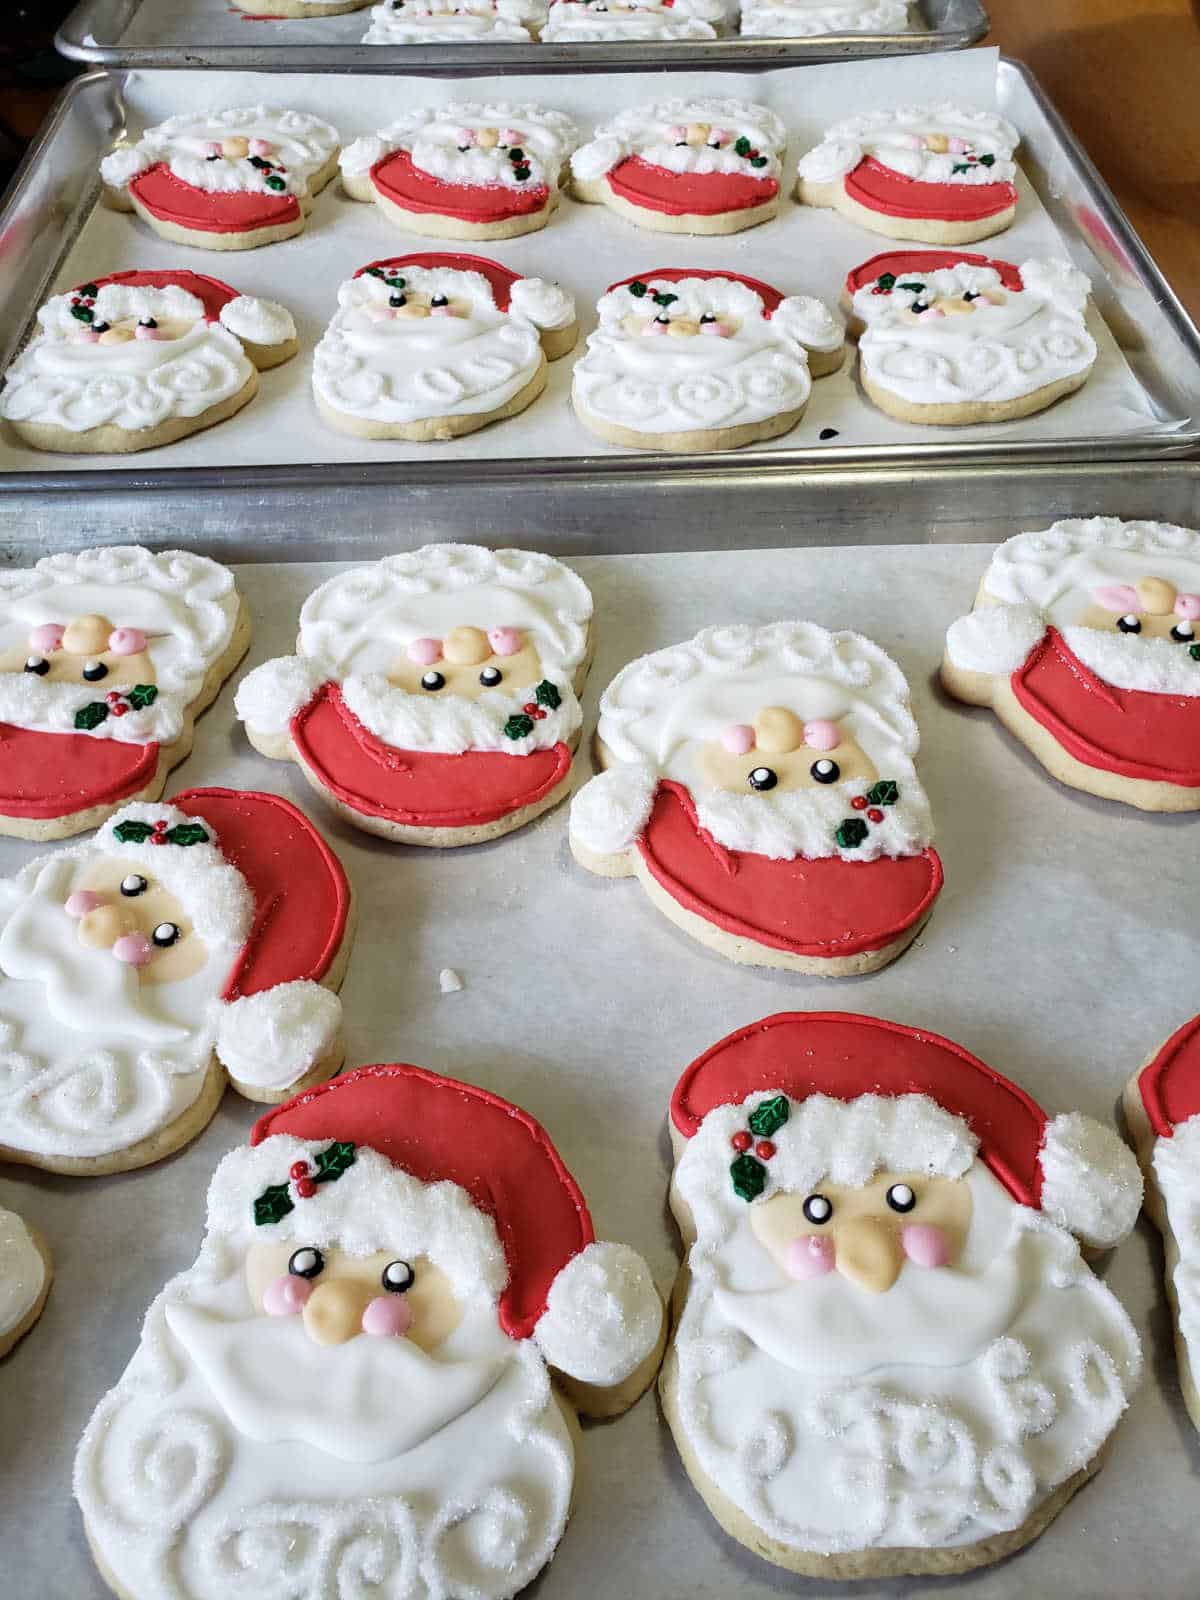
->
[120,874,148,898]
[479,666,502,686]
[289,1247,324,1280]
[811,759,840,783]
[93,321,110,333]
[654,314,669,324]
[1171,622,1194,642]
[803,1194,832,1224]
[886,1183,917,1213]
[748,766,777,791]
[139,317,157,329]
[24,656,50,675]
[1117,614,1142,634]
[382,1259,416,1293]
[421,670,446,691]
[389,294,406,308]
[432,295,449,307]
[82,660,108,682]
[152,922,181,948]
[700,313,717,324]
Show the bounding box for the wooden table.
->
[989,0,1200,319]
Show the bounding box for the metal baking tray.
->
[0,56,1197,506]
[54,0,988,74]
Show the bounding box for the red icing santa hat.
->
[1136,1013,1200,1138]
[208,1064,663,1386]
[671,1012,1142,1251]
[845,249,1025,298]
[607,266,786,315]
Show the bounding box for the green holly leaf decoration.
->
[313,1141,357,1184]
[534,679,561,711]
[730,1153,767,1202]
[748,1094,790,1139]
[734,136,752,157]
[508,147,525,162]
[1191,643,1200,661]
[266,175,286,192]
[165,823,210,847]
[877,272,896,292]
[898,281,926,294]
[125,683,158,709]
[504,713,535,741]
[112,818,153,843]
[952,163,971,175]
[652,291,679,308]
[79,283,99,297]
[70,304,94,324]
[865,779,900,807]
[836,818,870,850]
[979,153,995,167]
[74,701,109,731]
[366,267,385,278]
[750,156,768,168]
[628,280,648,298]
[514,167,531,181]
[254,1183,295,1227]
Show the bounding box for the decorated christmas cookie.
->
[570,99,786,236]
[100,108,340,251]
[233,0,370,18]
[847,250,1095,425]
[312,253,577,441]
[340,105,579,242]
[236,544,593,845]
[362,0,546,42]
[569,622,941,975]
[1124,1015,1200,1430]
[0,1207,52,1358]
[541,0,723,40]
[0,546,249,840]
[572,270,844,453]
[0,787,354,1176]
[797,105,1020,244]
[76,1062,665,1599]
[663,1011,1143,1578]
[943,518,1200,809]
[1,269,297,454]
[741,0,908,35]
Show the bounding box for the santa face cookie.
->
[76,1063,665,1600]
[340,105,578,242]
[235,0,371,17]
[740,0,908,34]
[572,271,844,454]
[541,0,723,39]
[0,546,248,840]
[313,254,577,442]
[943,518,1200,809]
[1124,1016,1200,1431]
[570,622,942,975]
[798,105,1019,244]
[362,0,546,42]
[0,788,353,1175]
[570,99,785,237]
[664,1011,1143,1579]
[237,544,593,846]
[1,269,297,454]
[100,108,340,251]
[847,250,1096,425]
[0,1207,52,1358]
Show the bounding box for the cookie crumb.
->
[439,968,464,994]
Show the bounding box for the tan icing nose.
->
[753,707,805,754]
[302,1279,372,1346]
[685,122,710,145]
[924,132,950,154]
[442,625,491,666]
[833,1217,903,1294]
[475,127,500,150]
[78,903,137,949]
[222,136,250,160]
[1136,576,1177,615]
[62,614,112,655]
[98,326,134,345]
[394,303,431,319]
[667,319,700,339]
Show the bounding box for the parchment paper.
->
[0,543,1193,1599]
[0,50,1179,474]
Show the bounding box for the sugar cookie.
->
[0,1209,52,1358]
[541,0,722,39]
[741,0,909,34]
[362,0,546,41]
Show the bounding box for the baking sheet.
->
[1,541,1195,1599]
[0,50,1186,478]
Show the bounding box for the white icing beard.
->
[542,0,720,40]
[362,0,543,42]
[1153,1117,1200,1381]
[797,103,1019,185]
[0,1208,43,1337]
[740,0,909,36]
[671,1162,1141,1555]
[854,261,1095,408]
[0,671,185,746]
[410,136,551,191]
[76,1244,574,1600]
[694,770,930,861]
[339,667,581,756]
[102,107,340,199]
[572,100,784,183]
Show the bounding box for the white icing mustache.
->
[37,323,208,373]
[344,314,494,350]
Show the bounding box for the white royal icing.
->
[0,1208,45,1337]
[571,98,785,189]
[854,258,1096,409]
[572,276,833,440]
[1038,1113,1143,1251]
[741,0,908,35]
[343,103,577,197]
[217,296,296,347]
[361,0,546,43]
[797,103,1019,187]
[1153,1114,1200,1395]
[100,107,340,200]
[573,621,932,863]
[534,1241,663,1385]
[215,981,342,1091]
[541,0,721,39]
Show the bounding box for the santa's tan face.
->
[387,625,543,702]
[68,856,206,986]
[621,309,740,341]
[66,316,195,347]
[1078,575,1200,644]
[700,708,876,795]
[0,613,155,689]
[751,1171,972,1294]
[364,289,472,324]
[246,1241,462,1350]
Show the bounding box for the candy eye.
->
[810,759,840,784]
[82,660,108,682]
[92,321,111,333]
[289,1247,324,1280]
[382,1259,416,1293]
[431,294,449,308]
[803,1194,833,1224]
[654,314,669,325]
[1171,622,1195,643]
[700,313,717,324]
[139,317,158,330]
[421,670,446,691]
[120,874,148,898]
[748,766,777,791]
[963,291,980,303]
[24,656,50,676]
[479,666,502,687]
[389,293,407,308]
[152,922,181,948]
[1117,614,1142,634]
[886,1183,917,1213]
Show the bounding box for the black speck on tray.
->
[819,427,839,441]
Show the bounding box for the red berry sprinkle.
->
[731,1131,752,1153]
[295,1176,316,1199]
[110,702,128,717]
[289,1161,309,1180]
[850,795,868,810]
[867,808,884,823]
[532,708,547,720]
[523,702,537,715]
[106,691,121,704]
[755,1140,776,1160]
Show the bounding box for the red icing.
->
[354,252,521,311]
[371,148,550,224]
[844,249,1025,295]
[606,155,778,218]
[1011,627,1200,787]
[291,681,571,829]
[1138,1014,1200,1137]
[251,1062,595,1339]
[606,266,784,316]
[170,787,350,999]
[87,268,240,323]
[129,163,301,235]
[671,1011,1049,1210]
[0,723,158,820]
[637,781,943,961]
[844,156,1016,223]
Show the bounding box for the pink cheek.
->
[720,724,755,755]
[263,1275,313,1316]
[364,304,392,323]
[786,1235,835,1280]
[362,1295,412,1338]
[65,890,105,919]
[74,330,101,344]
[111,932,153,968]
[430,306,456,318]
[642,322,667,337]
[108,627,147,656]
[249,138,272,157]
[134,325,166,341]
[901,1224,950,1268]
[407,636,443,665]
[488,627,523,657]
[28,624,64,654]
